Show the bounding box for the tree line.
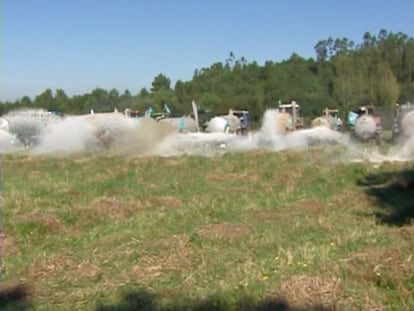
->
[1,29,413,125]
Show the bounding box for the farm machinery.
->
[204,109,249,135]
[143,103,199,133]
[265,100,304,134]
[347,105,382,144]
[391,101,414,143]
[311,108,343,132]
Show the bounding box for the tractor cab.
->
[356,105,375,116]
[278,101,304,129]
[231,110,249,135]
[322,108,343,131]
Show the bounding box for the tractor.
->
[275,100,305,133]
[311,108,343,132]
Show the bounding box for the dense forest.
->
[1,30,413,124]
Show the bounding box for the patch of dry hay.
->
[249,199,324,222]
[204,172,260,184]
[189,194,211,206]
[0,232,19,256]
[274,276,342,309]
[16,211,65,234]
[338,294,386,311]
[196,222,250,241]
[66,188,81,197]
[328,189,371,211]
[250,209,285,221]
[398,224,414,240]
[340,247,413,306]
[285,198,325,214]
[25,255,100,294]
[149,196,183,210]
[131,234,193,282]
[26,255,76,281]
[76,262,100,278]
[341,247,414,282]
[80,197,145,221]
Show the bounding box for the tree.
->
[109,88,120,101]
[314,40,329,61]
[369,61,399,107]
[54,89,70,112]
[138,88,149,97]
[198,92,222,111]
[331,54,366,111]
[34,89,54,110]
[151,89,179,114]
[151,74,171,93]
[20,96,33,108]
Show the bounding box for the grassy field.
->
[1,147,413,310]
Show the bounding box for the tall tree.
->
[151,74,171,92]
[34,89,54,110]
[54,89,70,112]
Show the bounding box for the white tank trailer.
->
[392,102,414,143]
[205,114,240,133]
[204,109,249,135]
[158,116,199,133]
[347,105,381,144]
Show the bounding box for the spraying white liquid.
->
[32,116,101,154]
[1,107,414,163]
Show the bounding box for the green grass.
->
[1,148,414,310]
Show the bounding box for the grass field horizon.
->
[1,146,413,310]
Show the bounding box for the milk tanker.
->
[392,102,414,142]
[347,105,381,144]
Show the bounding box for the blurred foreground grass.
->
[1,147,413,310]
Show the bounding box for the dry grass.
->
[2,150,414,310]
[274,276,343,309]
[0,232,19,257]
[284,198,325,214]
[148,196,183,210]
[398,224,414,239]
[196,223,251,241]
[249,209,285,221]
[77,197,145,221]
[131,234,194,282]
[205,172,261,184]
[16,211,66,234]
[25,255,76,282]
[340,247,414,304]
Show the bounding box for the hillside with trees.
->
[1,30,413,126]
